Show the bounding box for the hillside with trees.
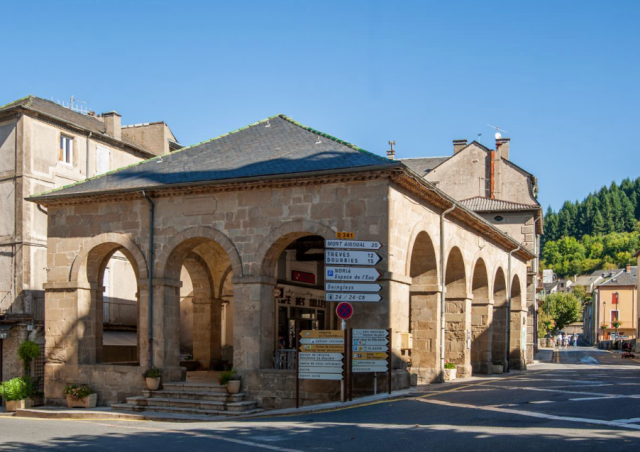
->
[542,177,640,278]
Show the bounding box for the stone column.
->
[471,302,493,375]
[445,297,472,377]
[192,297,223,368]
[509,309,528,370]
[149,278,183,382]
[410,290,441,383]
[491,306,508,369]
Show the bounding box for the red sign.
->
[292,271,315,284]
[336,302,353,320]
[612,293,619,304]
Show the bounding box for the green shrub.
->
[218,368,239,385]
[0,376,36,401]
[17,341,41,375]
[143,367,162,379]
[444,362,456,370]
[63,384,94,401]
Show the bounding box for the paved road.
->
[1,347,639,451]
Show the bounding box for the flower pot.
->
[146,377,161,391]
[5,398,33,412]
[444,368,457,382]
[227,380,241,394]
[66,393,97,408]
[410,374,418,386]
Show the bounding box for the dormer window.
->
[60,135,73,165]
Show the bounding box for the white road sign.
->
[298,360,343,368]
[352,345,388,352]
[325,250,382,266]
[325,240,383,250]
[298,353,343,362]
[325,293,381,303]
[352,366,389,373]
[325,282,382,293]
[298,373,343,381]
[325,267,381,282]
[352,360,388,366]
[352,339,389,346]
[298,366,343,374]
[299,338,344,345]
[352,329,389,338]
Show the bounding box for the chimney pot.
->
[102,111,122,140]
[496,137,510,160]
[453,139,467,154]
[387,140,396,160]
[626,264,631,272]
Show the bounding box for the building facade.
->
[30,115,534,408]
[0,96,176,386]
[594,267,637,342]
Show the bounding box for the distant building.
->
[591,266,637,342]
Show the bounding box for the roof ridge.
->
[461,195,538,206]
[277,114,392,163]
[399,156,449,160]
[0,94,33,110]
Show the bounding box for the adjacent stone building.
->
[29,115,535,408]
[0,96,177,386]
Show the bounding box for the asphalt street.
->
[1,347,639,452]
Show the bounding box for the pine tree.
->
[592,210,606,235]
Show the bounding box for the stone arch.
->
[445,246,467,299]
[471,258,489,304]
[70,232,147,285]
[511,273,523,311]
[408,230,438,289]
[492,267,508,368]
[470,257,492,375]
[405,222,439,279]
[156,226,242,280]
[254,219,335,277]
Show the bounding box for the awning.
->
[103,331,137,347]
[0,324,12,339]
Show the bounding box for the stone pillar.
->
[150,278,183,382]
[192,297,223,368]
[445,298,472,377]
[471,302,493,375]
[410,291,441,383]
[491,306,508,368]
[509,309,528,370]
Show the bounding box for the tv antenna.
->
[69,95,89,115]
[487,124,508,140]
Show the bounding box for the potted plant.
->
[408,368,418,386]
[219,368,241,394]
[143,367,162,391]
[64,384,97,408]
[18,341,40,376]
[444,362,457,381]
[0,376,35,412]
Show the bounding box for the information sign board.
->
[299,366,343,374]
[352,339,388,346]
[325,267,381,282]
[300,338,344,345]
[325,250,381,266]
[326,293,381,303]
[299,373,343,381]
[352,329,389,338]
[325,240,382,250]
[300,330,343,339]
[325,282,382,293]
[300,344,344,352]
[352,345,388,352]
[352,366,388,373]
[352,352,388,360]
[298,352,343,362]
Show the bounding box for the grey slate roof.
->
[0,96,156,156]
[400,157,450,176]
[460,196,539,212]
[599,267,637,287]
[31,114,395,200]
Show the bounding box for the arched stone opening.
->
[470,258,492,375]
[444,247,471,377]
[407,231,439,383]
[491,267,508,369]
[509,274,527,370]
[160,236,234,379]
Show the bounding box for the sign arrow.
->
[300,344,344,352]
[326,293,381,303]
[325,240,383,250]
[325,250,382,266]
[352,339,389,346]
[300,338,344,345]
[352,345,388,352]
[352,352,388,360]
[352,329,389,338]
[298,373,343,381]
[352,366,388,373]
[299,353,343,362]
[298,366,343,374]
[300,330,344,339]
[352,360,388,366]
[325,267,381,282]
[325,283,382,293]
[298,360,343,368]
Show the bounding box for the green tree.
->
[541,292,582,333]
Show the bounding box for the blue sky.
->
[2,0,638,211]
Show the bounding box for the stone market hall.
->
[28,115,535,409]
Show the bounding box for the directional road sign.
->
[326,293,381,303]
[352,345,388,352]
[299,373,343,381]
[300,344,344,352]
[325,250,382,266]
[300,338,344,345]
[300,330,344,339]
[298,366,343,374]
[352,366,388,373]
[336,302,353,320]
[352,339,389,346]
[352,329,389,338]
[298,360,343,368]
[352,352,388,360]
[325,267,381,282]
[352,360,387,366]
[325,240,383,250]
[299,352,343,362]
[325,282,382,293]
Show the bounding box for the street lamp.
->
[603,300,607,342]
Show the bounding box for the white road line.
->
[491,385,616,397]
[569,396,623,402]
[417,399,640,431]
[528,401,555,404]
[613,417,640,424]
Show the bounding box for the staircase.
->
[112,381,261,418]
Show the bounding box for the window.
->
[96,146,110,175]
[60,135,73,164]
[611,310,619,323]
[494,215,504,222]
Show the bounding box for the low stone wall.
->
[45,363,147,406]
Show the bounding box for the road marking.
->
[613,417,640,424]
[568,396,623,402]
[490,385,618,398]
[417,398,640,431]
[528,401,555,404]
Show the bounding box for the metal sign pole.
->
[341,321,346,402]
[388,328,392,394]
[348,328,353,401]
[295,325,300,409]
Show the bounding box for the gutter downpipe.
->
[440,203,456,383]
[142,191,155,368]
[85,132,92,178]
[506,245,521,373]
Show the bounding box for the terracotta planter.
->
[146,377,161,391]
[444,368,457,382]
[66,393,97,408]
[227,380,241,394]
[5,398,33,412]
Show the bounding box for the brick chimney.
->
[626,264,631,272]
[103,111,122,140]
[496,137,510,160]
[453,139,467,154]
[387,140,396,160]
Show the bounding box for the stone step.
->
[112,403,262,418]
[162,382,228,393]
[142,389,245,402]
[126,396,257,412]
